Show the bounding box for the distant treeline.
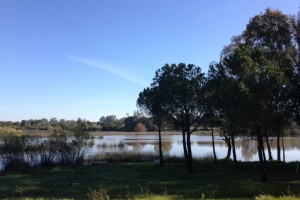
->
[0,111,179,132]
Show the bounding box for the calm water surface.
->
[88,134,300,162]
[1,134,299,170]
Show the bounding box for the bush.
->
[38,137,59,167]
[50,125,92,166]
[0,128,32,171]
[0,125,93,171]
[134,122,147,132]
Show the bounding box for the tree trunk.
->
[211,123,217,163]
[158,124,164,166]
[225,136,231,160]
[182,129,188,166]
[257,132,268,182]
[282,130,285,162]
[276,134,281,161]
[186,132,193,173]
[262,142,266,162]
[231,133,237,167]
[265,136,273,161]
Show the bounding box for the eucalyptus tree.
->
[291,12,300,127]
[291,60,300,127]
[149,63,206,173]
[243,8,294,162]
[221,9,295,181]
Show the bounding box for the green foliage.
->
[218,8,297,181]
[0,127,22,136]
[138,63,207,172]
[0,124,92,171]
[99,115,123,131]
[124,116,139,131]
[50,124,92,166]
[151,63,206,130]
[0,128,32,171]
[1,118,102,132]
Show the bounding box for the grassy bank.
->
[0,161,300,199]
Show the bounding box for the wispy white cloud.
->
[17,105,43,110]
[0,105,43,110]
[67,54,147,86]
[83,97,135,104]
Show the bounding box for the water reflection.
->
[154,140,173,155]
[240,138,257,161]
[87,135,300,162]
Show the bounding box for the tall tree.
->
[291,11,300,127]
[221,9,295,181]
[243,8,294,162]
[137,87,165,166]
[150,63,206,173]
[207,62,248,166]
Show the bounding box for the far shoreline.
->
[90,130,212,136]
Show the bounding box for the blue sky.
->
[0,0,299,122]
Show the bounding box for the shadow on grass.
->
[0,160,299,199]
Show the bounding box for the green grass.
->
[0,161,300,199]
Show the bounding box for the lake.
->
[87,134,300,162]
[1,134,299,171]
